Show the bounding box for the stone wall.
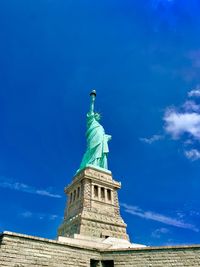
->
[0,232,100,267]
[1,231,200,266]
[102,246,200,267]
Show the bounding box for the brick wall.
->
[0,232,100,267]
[102,246,200,267]
[1,231,200,266]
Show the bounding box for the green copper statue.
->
[78,90,112,172]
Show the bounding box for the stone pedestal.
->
[58,166,129,240]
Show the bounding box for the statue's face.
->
[95,113,101,121]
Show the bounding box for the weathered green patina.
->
[78,90,111,172]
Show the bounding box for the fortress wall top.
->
[1,231,200,267]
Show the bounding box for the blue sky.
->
[0,0,200,246]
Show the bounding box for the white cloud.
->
[20,211,59,221]
[176,211,185,219]
[188,85,200,98]
[139,135,164,144]
[35,190,61,198]
[184,139,194,146]
[21,211,33,218]
[0,176,62,198]
[163,87,200,160]
[151,228,170,238]
[164,109,200,139]
[183,100,200,112]
[50,214,58,220]
[188,90,200,98]
[121,203,199,232]
[184,149,200,161]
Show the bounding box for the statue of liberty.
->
[78,90,112,172]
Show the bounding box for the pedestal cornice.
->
[65,167,121,194]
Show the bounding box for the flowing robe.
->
[79,112,111,171]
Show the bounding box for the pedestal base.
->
[58,167,129,241]
[58,234,146,250]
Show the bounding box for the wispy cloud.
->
[182,100,200,112]
[190,210,200,217]
[139,134,164,144]
[184,149,200,161]
[0,176,61,198]
[151,227,170,239]
[188,86,200,98]
[35,190,61,198]
[121,203,199,232]
[20,211,59,220]
[21,211,33,218]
